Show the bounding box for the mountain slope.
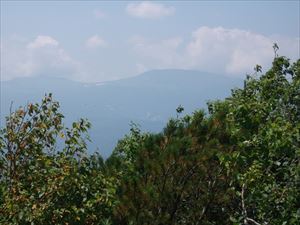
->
[1,70,242,157]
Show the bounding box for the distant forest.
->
[1,53,299,224]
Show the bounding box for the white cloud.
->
[2,28,298,83]
[130,27,299,76]
[126,1,175,19]
[1,35,84,81]
[27,35,59,49]
[130,36,183,67]
[186,27,275,75]
[85,35,107,49]
[93,9,106,19]
[136,63,147,74]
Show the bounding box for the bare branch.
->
[246,217,262,225]
[241,183,265,225]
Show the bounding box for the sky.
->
[1,1,299,83]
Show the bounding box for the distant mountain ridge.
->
[1,69,243,157]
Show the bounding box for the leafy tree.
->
[108,55,299,225]
[0,94,118,225]
[217,56,300,224]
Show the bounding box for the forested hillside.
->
[0,55,299,224]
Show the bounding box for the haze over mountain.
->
[1,69,242,157]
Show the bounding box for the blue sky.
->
[1,1,299,82]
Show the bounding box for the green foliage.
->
[1,53,299,225]
[0,94,117,225]
[218,57,300,224]
[108,55,299,225]
[110,112,235,224]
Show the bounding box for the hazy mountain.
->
[1,69,243,157]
